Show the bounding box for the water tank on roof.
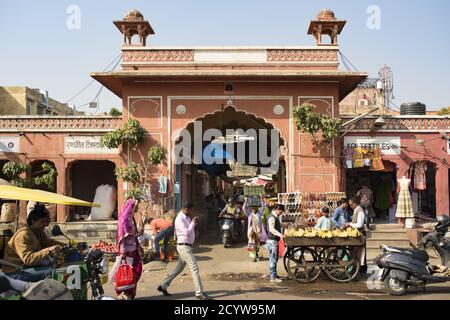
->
[400,102,426,115]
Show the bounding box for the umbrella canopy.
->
[245,177,268,186]
[0,185,100,207]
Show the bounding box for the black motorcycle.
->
[218,214,242,248]
[375,215,450,296]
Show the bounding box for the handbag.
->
[115,258,136,292]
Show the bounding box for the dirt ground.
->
[103,230,450,300]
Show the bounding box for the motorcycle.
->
[218,214,242,248]
[375,215,450,296]
[49,225,114,300]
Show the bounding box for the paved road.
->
[104,231,450,300]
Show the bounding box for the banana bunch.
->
[286,229,305,238]
[346,227,362,237]
[303,227,318,238]
[317,230,333,239]
[331,229,349,238]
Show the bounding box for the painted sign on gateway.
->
[343,136,401,155]
[64,136,118,154]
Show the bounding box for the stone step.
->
[366,231,408,240]
[52,236,117,246]
[372,224,404,231]
[51,221,118,231]
[367,240,411,248]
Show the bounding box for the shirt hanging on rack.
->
[158,175,168,194]
[343,147,355,169]
[370,147,385,171]
[353,147,365,168]
[413,161,427,191]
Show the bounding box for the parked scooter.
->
[375,215,450,296]
[218,214,242,248]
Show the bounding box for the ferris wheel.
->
[378,64,394,109]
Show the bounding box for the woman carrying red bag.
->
[116,199,143,300]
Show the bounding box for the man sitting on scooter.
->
[218,199,243,238]
[2,205,64,282]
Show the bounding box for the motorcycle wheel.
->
[384,275,408,296]
[222,236,229,248]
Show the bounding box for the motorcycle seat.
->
[382,245,429,262]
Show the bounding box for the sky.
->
[0,0,449,114]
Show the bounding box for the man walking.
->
[157,202,212,300]
[265,204,285,283]
[346,197,368,274]
[149,217,174,262]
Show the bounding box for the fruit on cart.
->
[91,240,118,253]
[285,227,362,238]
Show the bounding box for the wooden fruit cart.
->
[283,236,365,283]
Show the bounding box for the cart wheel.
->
[285,247,321,283]
[323,247,360,283]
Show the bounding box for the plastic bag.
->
[108,256,133,285]
[88,185,117,221]
[115,259,136,292]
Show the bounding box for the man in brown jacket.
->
[2,204,64,282]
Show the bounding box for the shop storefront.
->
[342,116,450,220]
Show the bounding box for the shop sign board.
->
[0,137,20,153]
[343,136,401,155]
[64,136,119,154]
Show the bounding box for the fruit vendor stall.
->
[278,192,365,283]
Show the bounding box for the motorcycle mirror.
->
[51,225,64,237]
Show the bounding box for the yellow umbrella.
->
[0,185,100,207]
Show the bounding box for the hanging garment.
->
[363,149,372,167]
[158,176,168,194]
[396,178,414,218]
[370,148,385,171]
[353,147,365,168]
[343,148,355,169]
[413,161,427,191]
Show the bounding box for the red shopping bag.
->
[279,238,286,258]
[115,259,136,292]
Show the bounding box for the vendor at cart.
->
[2,204,65,282]
[344,197,368,274]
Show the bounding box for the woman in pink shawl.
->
[116,199,142,300]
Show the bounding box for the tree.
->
[1,161,57,191]
[108,107,122,117]
[437,107,450,116]
[101,119,166,200]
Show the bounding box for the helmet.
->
[436,215,450,232]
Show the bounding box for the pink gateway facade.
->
[0,9,448,223]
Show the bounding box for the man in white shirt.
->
[346,197,367,274]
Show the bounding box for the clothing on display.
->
[413,161,427,191]
[353,147,365,168]
[343,148,355,169]
[370,148,385,171]
[344,147,384,171]
[374,176,391,210]
[158,175,168,194]
[396,177,414,218]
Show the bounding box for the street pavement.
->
[103,230,450,300]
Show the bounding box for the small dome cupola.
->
[114,10,155,46]
[308,9,346,46]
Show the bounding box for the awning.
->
[0,185,101,207]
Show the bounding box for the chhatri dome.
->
[124,9,144,21]
[317,9,337,21]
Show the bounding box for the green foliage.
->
[108,107,122,117]
[100,119,145,149]
[115,162,142,183]
[437,107,450,116]
[148,146,166,166]
[33,162,58,191]
[124,187,145,200]
[2,161,29,187]
[293,102,342,143]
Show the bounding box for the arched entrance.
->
[173,106,286,232]
[67,160,117,221]
[408,160,437,218]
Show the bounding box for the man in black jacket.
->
[265,204,285,283]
